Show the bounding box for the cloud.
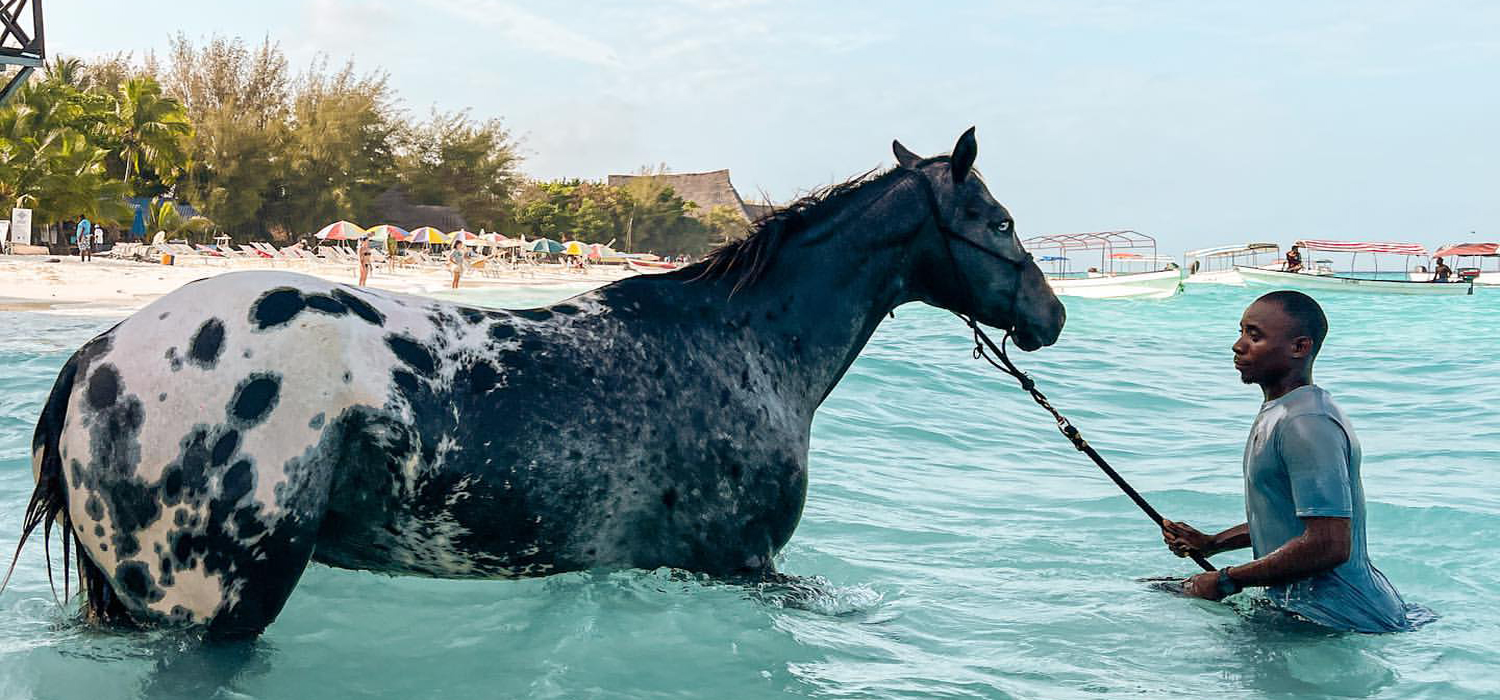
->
[426,0,622,68]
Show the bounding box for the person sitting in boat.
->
[1161,291,1412,633]
[1284,245,1303,273]
[1430,257,1453,283]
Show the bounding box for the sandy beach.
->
[0,253,637,314]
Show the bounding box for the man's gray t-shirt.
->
[1243,385,1408,632]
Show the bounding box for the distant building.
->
[608,169,764,222]
[373,187,468,232]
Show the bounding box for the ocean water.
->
[0,282,1496,699]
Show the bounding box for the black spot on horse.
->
[489,324,516,341]
[553,304,580,315]
[304,293,348,316]
[86,365,121,410]
[332,288,384,326]
[251,287,307,330]
[385,335,437,376]
[309,413,325,430]
[211,430,240,466]
[85,494,105,521]
[459,308,485,325]
[116,560,163,603]
[158,393,167,402]
[513,309,552,322]
[159,312,170,320]
[188,318,227,368]
[392,369,421,400]
[164,347,183,372]
[661,488,678,509]
[460,361,499,395]
[228,374,281,427]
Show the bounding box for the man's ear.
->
[1291,335,1314,359]
[892,139,921,169]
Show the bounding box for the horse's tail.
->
[2,354,127,625]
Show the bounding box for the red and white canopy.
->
[1293,239,1429,256]
[1433,242,1499,258]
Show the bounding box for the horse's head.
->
[897,128,1065,351]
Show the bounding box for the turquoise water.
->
[1,283,1497,699]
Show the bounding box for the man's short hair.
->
[1256,290,1328,356]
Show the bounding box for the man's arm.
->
[1161,520,1251,557]
[1183,516,1350,600]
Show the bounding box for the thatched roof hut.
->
[607,169,755,221]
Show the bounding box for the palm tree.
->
[113,77,192,193]
[143,197,215,242]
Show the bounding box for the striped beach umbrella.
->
[449,229,480,243]
[408,227,448,244]
[315,220,366,241]
[364,224,410,242]
[529,238,565,254]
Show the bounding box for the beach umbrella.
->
[587,243,616,260]
[365,224,410,242]
[529,238,565,254]
[408,226,448,245]
[449,229,480,243]
[562,241,588,256]
[315,220,366,241]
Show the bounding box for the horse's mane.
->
[668,164,912,291]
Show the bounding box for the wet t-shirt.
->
[1243,385,1409,632]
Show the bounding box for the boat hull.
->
[1237,267,1474,295]
[1045,269,1183,299]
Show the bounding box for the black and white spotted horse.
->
[8,130,1065,638]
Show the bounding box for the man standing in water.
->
[1162,291,1410,632]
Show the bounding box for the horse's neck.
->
[712,181,929,413]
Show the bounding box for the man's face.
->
[1232,301,1308,385]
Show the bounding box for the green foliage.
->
[144,197,215,242]
[0,35,744,255]
[510,180,630,243]
[398,110,522,231]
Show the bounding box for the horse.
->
[7,128,1065,638]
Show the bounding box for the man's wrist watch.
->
[1215,567,1242,597]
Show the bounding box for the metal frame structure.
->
[0,0,43,104]
[1022,229,1161,276]
[1183,242,1280,273]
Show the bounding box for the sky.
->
[48,1,1500,255]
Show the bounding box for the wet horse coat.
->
[16,130,1065,637]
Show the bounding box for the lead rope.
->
[958,313,1215,573]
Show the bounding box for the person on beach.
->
[1162,291,1410,633]
[386,234,399,272]
[75,216,93,262]
[448,240,467,289]
[1284,245,1303,273]
[357,236,373,286]
[1429,257,1453,283]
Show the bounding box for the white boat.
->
[1237,266,1474,295]
[1183,242,1281,286]
[1046,269,1184,299]
[1422,242,1500,286]
[1025,230,1182,300]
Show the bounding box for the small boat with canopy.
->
[1023,230,1182,299]
[1419,242,1499,286]
[1237,239,1474,295]
[1183,242,1281,286]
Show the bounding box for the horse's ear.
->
[951,127,977,183]
[892,139,921,169]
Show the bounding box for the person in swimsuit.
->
[1284,245,1303,273]
[358,236,373,286]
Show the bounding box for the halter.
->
[904,168,1031,339]
[907,168,1215,575]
